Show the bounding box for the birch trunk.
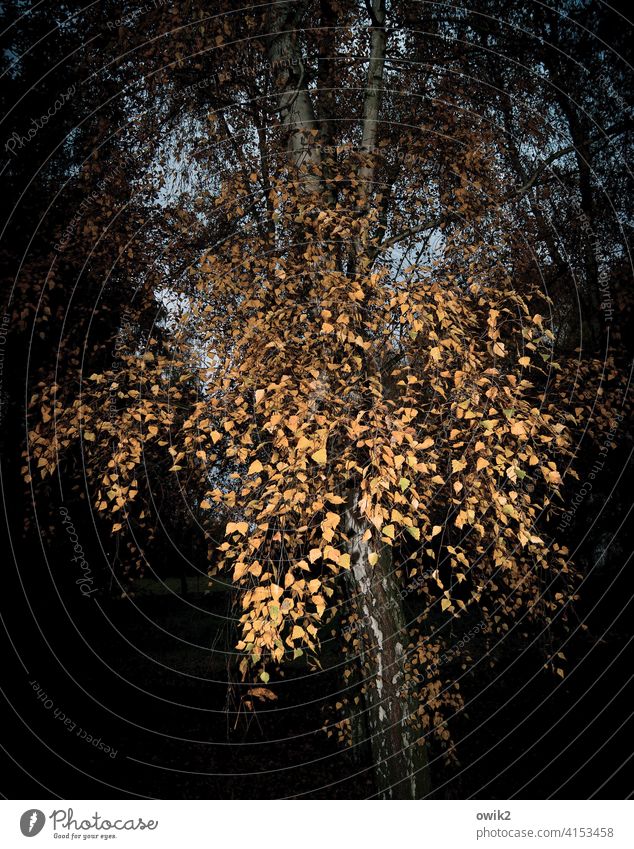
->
[266,0,430,798]
[344,491,431,799]
[267,1,323,194]
[358,0,386,202]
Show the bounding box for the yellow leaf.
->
[339,553,351,569]
[383,524,395,539]
[248,459,263,475]
[233,562,249,580]
[455,510,469,529]
[311,447,327,465]
[323,545,340,562]
[476,457,489,471]
[210,430,223,444]
[326,493,345,504]
[322,512,340,529]
[313,595,326,617]
[368,552,379,566]
[441,598,452,611]
[200,499,212,510]
[308,548,322,563]
[431,525,442,537]
[421,437,434,450]
[519,356,530,366]
[254,389,265,404]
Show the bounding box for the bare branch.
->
[513,120,633,199]
[371,215,447,259]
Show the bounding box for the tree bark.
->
[358,0,387,204]
[344,491,431,799]
[267,1,323,194]
[266,0,430,798]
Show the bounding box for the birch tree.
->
[23,0,629,798]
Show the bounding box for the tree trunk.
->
[266,0,429,797]
[344,491,431,799]
[267,1,323,195]
[358,0,387,203]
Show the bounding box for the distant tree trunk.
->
[541,12,602,349]
[344,490,431,799]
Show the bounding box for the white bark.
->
[345,491,431,799]
[268,2,322,193]
[266,1,430,798]
[358,0,387,201]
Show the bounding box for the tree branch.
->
[370,215,447,259]
[513,119,633,199]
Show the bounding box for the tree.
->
[21,0,630,798]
